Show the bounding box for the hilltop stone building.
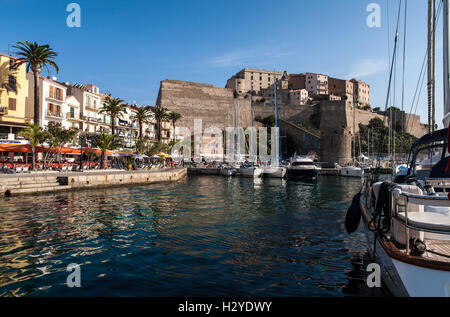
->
[225,68,283,95]
[350,78,370,108]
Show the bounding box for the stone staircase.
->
[0,176,71,196]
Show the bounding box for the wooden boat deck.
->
[424,239,450,263]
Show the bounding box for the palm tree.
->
[99,96,127,135]
[89,132,122,169]
[168,112,182,141]
[19,123,45,170]
[132,106,152,139]
[152,107,169,142]
[85,149,98,169]
[13,41,59,127]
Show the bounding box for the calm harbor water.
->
[0,175,376,297]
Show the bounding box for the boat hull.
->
[287,168,319,179]
[239,167,263,178]
[220,168,235,176]
[262,167,286,178]
[339,167,364,178]
[360,197,450,297]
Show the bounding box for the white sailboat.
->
[239,165,263,178]
[339,93,364,178]
[262,165,287,178]
[238,84,263,178]
[262,71,287,178]
[347,0,450,297]
[339,165,364,178]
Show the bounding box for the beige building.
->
[63,95,82,130]
[289,89,309,105]
[225,68,282,95]
[328,77,354,107]
[0,53,30,138]
[64,83,103,133]
[305,72,329,96]
[26,73,69,129]
[350,78,370,108]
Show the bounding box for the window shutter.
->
[8,98,16,110]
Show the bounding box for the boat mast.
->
[250,83,254,164]
[250,83,254,129]
[353,97,357,164]
[428,0,436,133]
[237,100,240,162]
[358,132,362,158]
[233,99,238,163]
[443,0,450,128]
[273,71,282,166]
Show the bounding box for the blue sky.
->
[0,0,442,126]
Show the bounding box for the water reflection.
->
[0,175,369,297]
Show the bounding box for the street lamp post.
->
[79,132,87,171]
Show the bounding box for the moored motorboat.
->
[339,165,364,178]
[287,156,320,179]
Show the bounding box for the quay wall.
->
[280,119,320,156]
[0,168,187,196]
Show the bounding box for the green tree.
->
[145,140,178,157]
[135,138,150,155]
[368,117,385,130]
[13,41,59,127]
[152,107,169,142]
[86,149,98,168]
[18,123,45,170]
[262,115,276,127]
[42,122,78,167]
[99,96,127,135]
[89,132,122,169]
[132,106,153,139]
[168,112,182,141]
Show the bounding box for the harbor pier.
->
[0,168,187,196]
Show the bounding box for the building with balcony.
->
[0,53,30,139]
[115,105,140,149]
[64,83,103,133]
[305,72,329,96]
[26,73,67,128]
[63,95,82,130]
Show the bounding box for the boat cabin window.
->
[413,145,446,180]
[292,162,315,166]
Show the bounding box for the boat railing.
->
[425,178,450,192]
[391,189,450,254]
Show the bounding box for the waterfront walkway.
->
[0,168,187,196]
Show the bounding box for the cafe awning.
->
[0,144,108,155]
